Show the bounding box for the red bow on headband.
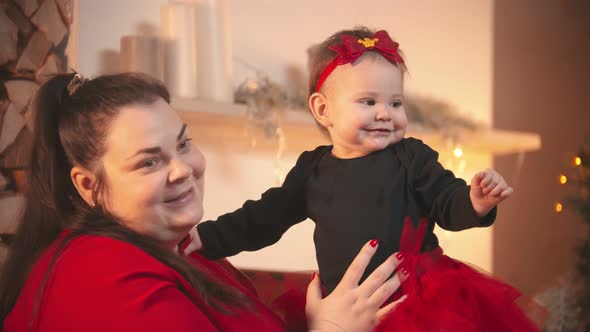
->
[315,30,404,92]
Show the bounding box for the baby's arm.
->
[192,150,319,259]
[407,139,498,231]
[469,168,513,217]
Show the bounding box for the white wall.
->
[76,0,494,272]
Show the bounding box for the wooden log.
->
[35,53,61,83]
[0,8,19,66]
[4,80,39,113]
[14,0,40,18]
[56,0,73,25]
[5,1,35,39]
[0,86,9,132]
[31,0,67,46]
[10,169,26,193]
[15,31,52,72]
[0,173,7,192]
[21,107,34,131]
[0,107,7,137]
[0,243,12,263]
[0,194,25,234]
[0,126,33,169]
[0,104,25,155]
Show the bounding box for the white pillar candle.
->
[120,35,163,81]
[160,3,199,98]
[191,0,233,103]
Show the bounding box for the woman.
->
[0,73,405,331]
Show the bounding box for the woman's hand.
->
[306,240,407,332]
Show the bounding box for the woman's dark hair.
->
[0,73,250,324]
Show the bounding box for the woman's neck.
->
[170,233,190,254]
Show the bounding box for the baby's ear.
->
[309,92,331,128]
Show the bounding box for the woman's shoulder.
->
[10,233,216,331]
[60,234,171,271]
[42,234,178,286]
[37,234,182,304]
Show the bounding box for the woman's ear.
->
[309,92,332,129]
[70,166,97,207]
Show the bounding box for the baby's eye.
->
[391,100,403,108]
[360,99,376,106]
[178,138,193,152]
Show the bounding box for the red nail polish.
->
[311,272,317,281]
[369,239,378,247]
[395,252,404,260]
[400,268,408,275]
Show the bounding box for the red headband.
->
[314,30,404,92]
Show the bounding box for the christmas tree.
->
[556,144,590,330]
[564,148,590,316]
[536,144,590,332]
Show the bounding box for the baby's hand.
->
[470,168,513,217]
[183,226,202,255]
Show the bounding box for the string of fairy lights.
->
[555,155,584,213]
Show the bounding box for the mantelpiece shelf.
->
[173,98,541,155]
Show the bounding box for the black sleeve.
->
[406,138,496,231]
[196,151,314,259]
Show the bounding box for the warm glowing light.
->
[559,174,567,184]
[453,147,463,158]
[555,202,563,213]
[574,156,582,166]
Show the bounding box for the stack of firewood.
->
[0,0,72,253]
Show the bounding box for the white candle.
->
[160,3,199,98]
[120,35,163,81]
[191,0,233,103]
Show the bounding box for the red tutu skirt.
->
[376,218,545,332]
[269,218,545,332]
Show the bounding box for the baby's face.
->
[322,53,407,159]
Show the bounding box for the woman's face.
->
[99,98,205,248]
